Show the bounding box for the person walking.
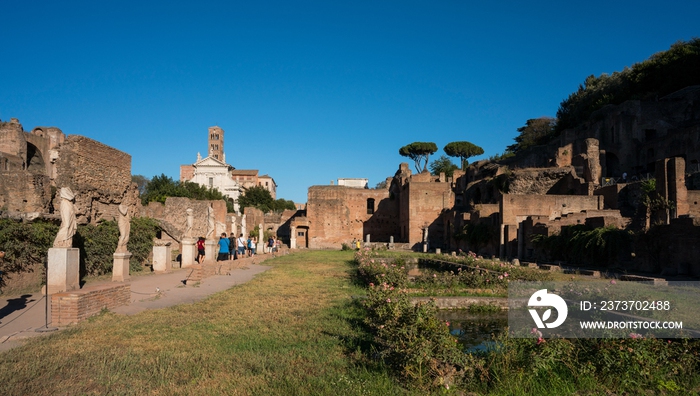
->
[217,233,230,261]
[228,234,236,259]
[237,233,246,257]
[267,235,275,254]
[196,237,206,264]
[250,237,257,257]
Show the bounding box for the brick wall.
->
[52,283,130,326]
[142,197,228,241]
[400,180,453,249]
[0,172,51,212]
[500,194,604,226]
[54,135,132,223]
[307,185,397,249]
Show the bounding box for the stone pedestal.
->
[112,252,132,282]
[152,244,172,273]
[290,226,297,249]
[181,238,196,268]
[47,248,80,294]
[256,223,264,254]
[205,239,217,264]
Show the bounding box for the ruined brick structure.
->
[0,118,135,223]
[140,197,228,242]
[304,86,700,278]
[306,185,396,249]
[508,86,700,181]
[305,163,453,249]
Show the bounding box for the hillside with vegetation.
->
[505,38,700,154]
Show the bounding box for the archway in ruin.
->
[26,142,46,174]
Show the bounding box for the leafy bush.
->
[75,221,120,276]
[363,281,484,389]
[0,219,57,287]
[556,39,700,133]
[485,333,700,394]
[75,217,159,276]
[127,217,160,271]
[354,250,699,393]
[355,249,408,288]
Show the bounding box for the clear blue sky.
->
[2,0,698,203]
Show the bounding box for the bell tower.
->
[208,126,224,161]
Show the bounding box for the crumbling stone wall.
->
[399,178,453,249]
[239,207,297,242]
[508,167,585,195]
[141,197,228,242]
[633,217,700,276]
[0,172,51,213]
[500,194,604,258]
[54,135,132,224]
[307,185,397,249]
[500,194,604,226]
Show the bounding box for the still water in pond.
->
[436,310,508,353]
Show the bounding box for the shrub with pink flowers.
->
[362,281,484,389]
[352,250,700,393]
[355,250,408,288]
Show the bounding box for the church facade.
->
[179,126,276,213]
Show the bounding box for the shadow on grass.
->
[322,295,386,367]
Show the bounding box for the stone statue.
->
[184,208,194,238]
[116,203,130,253]
[53,187,77,248]
[206,204,215,239]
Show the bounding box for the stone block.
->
[204,239,216,264]
[112,252,131,282]
[47,248,79,294]
[152,245,171,273]
[181,238,196,268]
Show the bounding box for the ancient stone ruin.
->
[303,85,700,276]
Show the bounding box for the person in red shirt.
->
[196,237,206,264]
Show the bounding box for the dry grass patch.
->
[0,251,412,396]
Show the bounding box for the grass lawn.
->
[0,250,419,396]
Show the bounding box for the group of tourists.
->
[211,233,279,262]
[194,233,280,263]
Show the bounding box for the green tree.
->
[238,186,274,213]
[272,198,297,212]
[429,155,458,177]
[141,174,234,212]
[507,117,557,153]
[398,142,438,173]
[443,141,484,170]
[556,38,700,132]
[75,217,160,276]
